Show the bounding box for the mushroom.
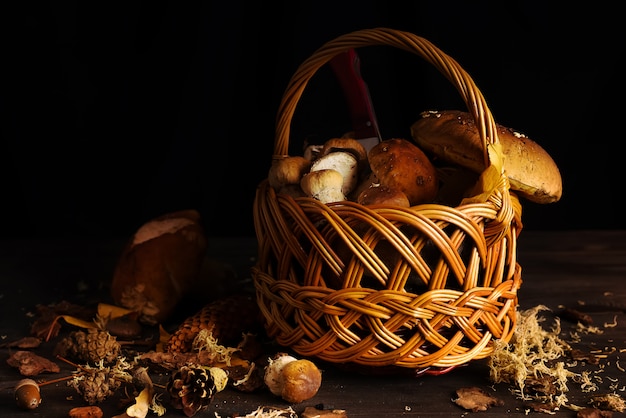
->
[264,353,298,397]
[264,353,322,404]
[303,144,323,162]
[280,359,322,403]
[301,169,346,204]
[357,184,410,207]
[368,138,438,206]
[320,138,368,169]
[310,151,359,196]
[267,156,311,192]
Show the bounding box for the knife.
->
[329,49,382,152]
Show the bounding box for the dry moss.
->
[488,305,576,406]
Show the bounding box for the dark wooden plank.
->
[1,232,626,417]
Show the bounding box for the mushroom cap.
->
[300,169,346,204]
[411,110,562,204]
[280,359,322,403]
[357,184,411,207]
[321,137,368,167]
[310,151,359,195]
[368,138,438,206]
[268,156,311,190]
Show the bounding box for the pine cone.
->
[166,294,262,353]
[70,369,121,405]
[54,329,121,365]
[166,365,228,417]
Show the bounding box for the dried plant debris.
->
[30,301,96,339]
[558,307,594,325]
[589,394,626,412]
[69,406,104,418]
[141,329,266,392]
[0,336,42,349]
[165,294,262,353]
[453,387,504,412]
[301,406,348,417]
[489,304,626,412]
[166,365,228,417]
[54,329,121,365]
[67,358,134,405]
[9,295,324,416]
[489,305,573,404]
[525,400,561,414]
[577,407,614,418]
[6,350,60,376]
[215,406,298,418]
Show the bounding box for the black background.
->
[2,2,624,238]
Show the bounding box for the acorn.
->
[15,378,41,410]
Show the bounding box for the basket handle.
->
[273,27,499,170]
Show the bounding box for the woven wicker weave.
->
[251,28,523,371]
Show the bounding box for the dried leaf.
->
[69,406,104,418]
[98,303,133,319]
[576,407,614,418]
[302,407,347,418]
[125,387,152,418]
[453,387,504,412]
[105,313,142,339]
[590,394,626,412]
[0,337,42,348]
[58,314,98,330]
[461,142,504,204]
[6,351,60,376]
[30,301,95,339]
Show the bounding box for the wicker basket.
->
[251,28,523,372]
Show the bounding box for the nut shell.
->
[15,379,41,410]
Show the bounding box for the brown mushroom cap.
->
[110,209,208,324]
[321,138,368,167]
[357,184,410,207]
[310,151,359,195]
[300,169,346,204]
[268,156,311,190]
[367,138,438,206]
[280,359,322,404]
[410,110,562,204]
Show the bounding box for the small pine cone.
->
[167,365,228,417]
[166,294,261,353]
[54,329,121,365]
[70,370,121,405]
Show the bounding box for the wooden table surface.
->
[1,231,625,417]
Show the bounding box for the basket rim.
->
[272,27,501,174]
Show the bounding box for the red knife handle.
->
[330,49,381,141]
